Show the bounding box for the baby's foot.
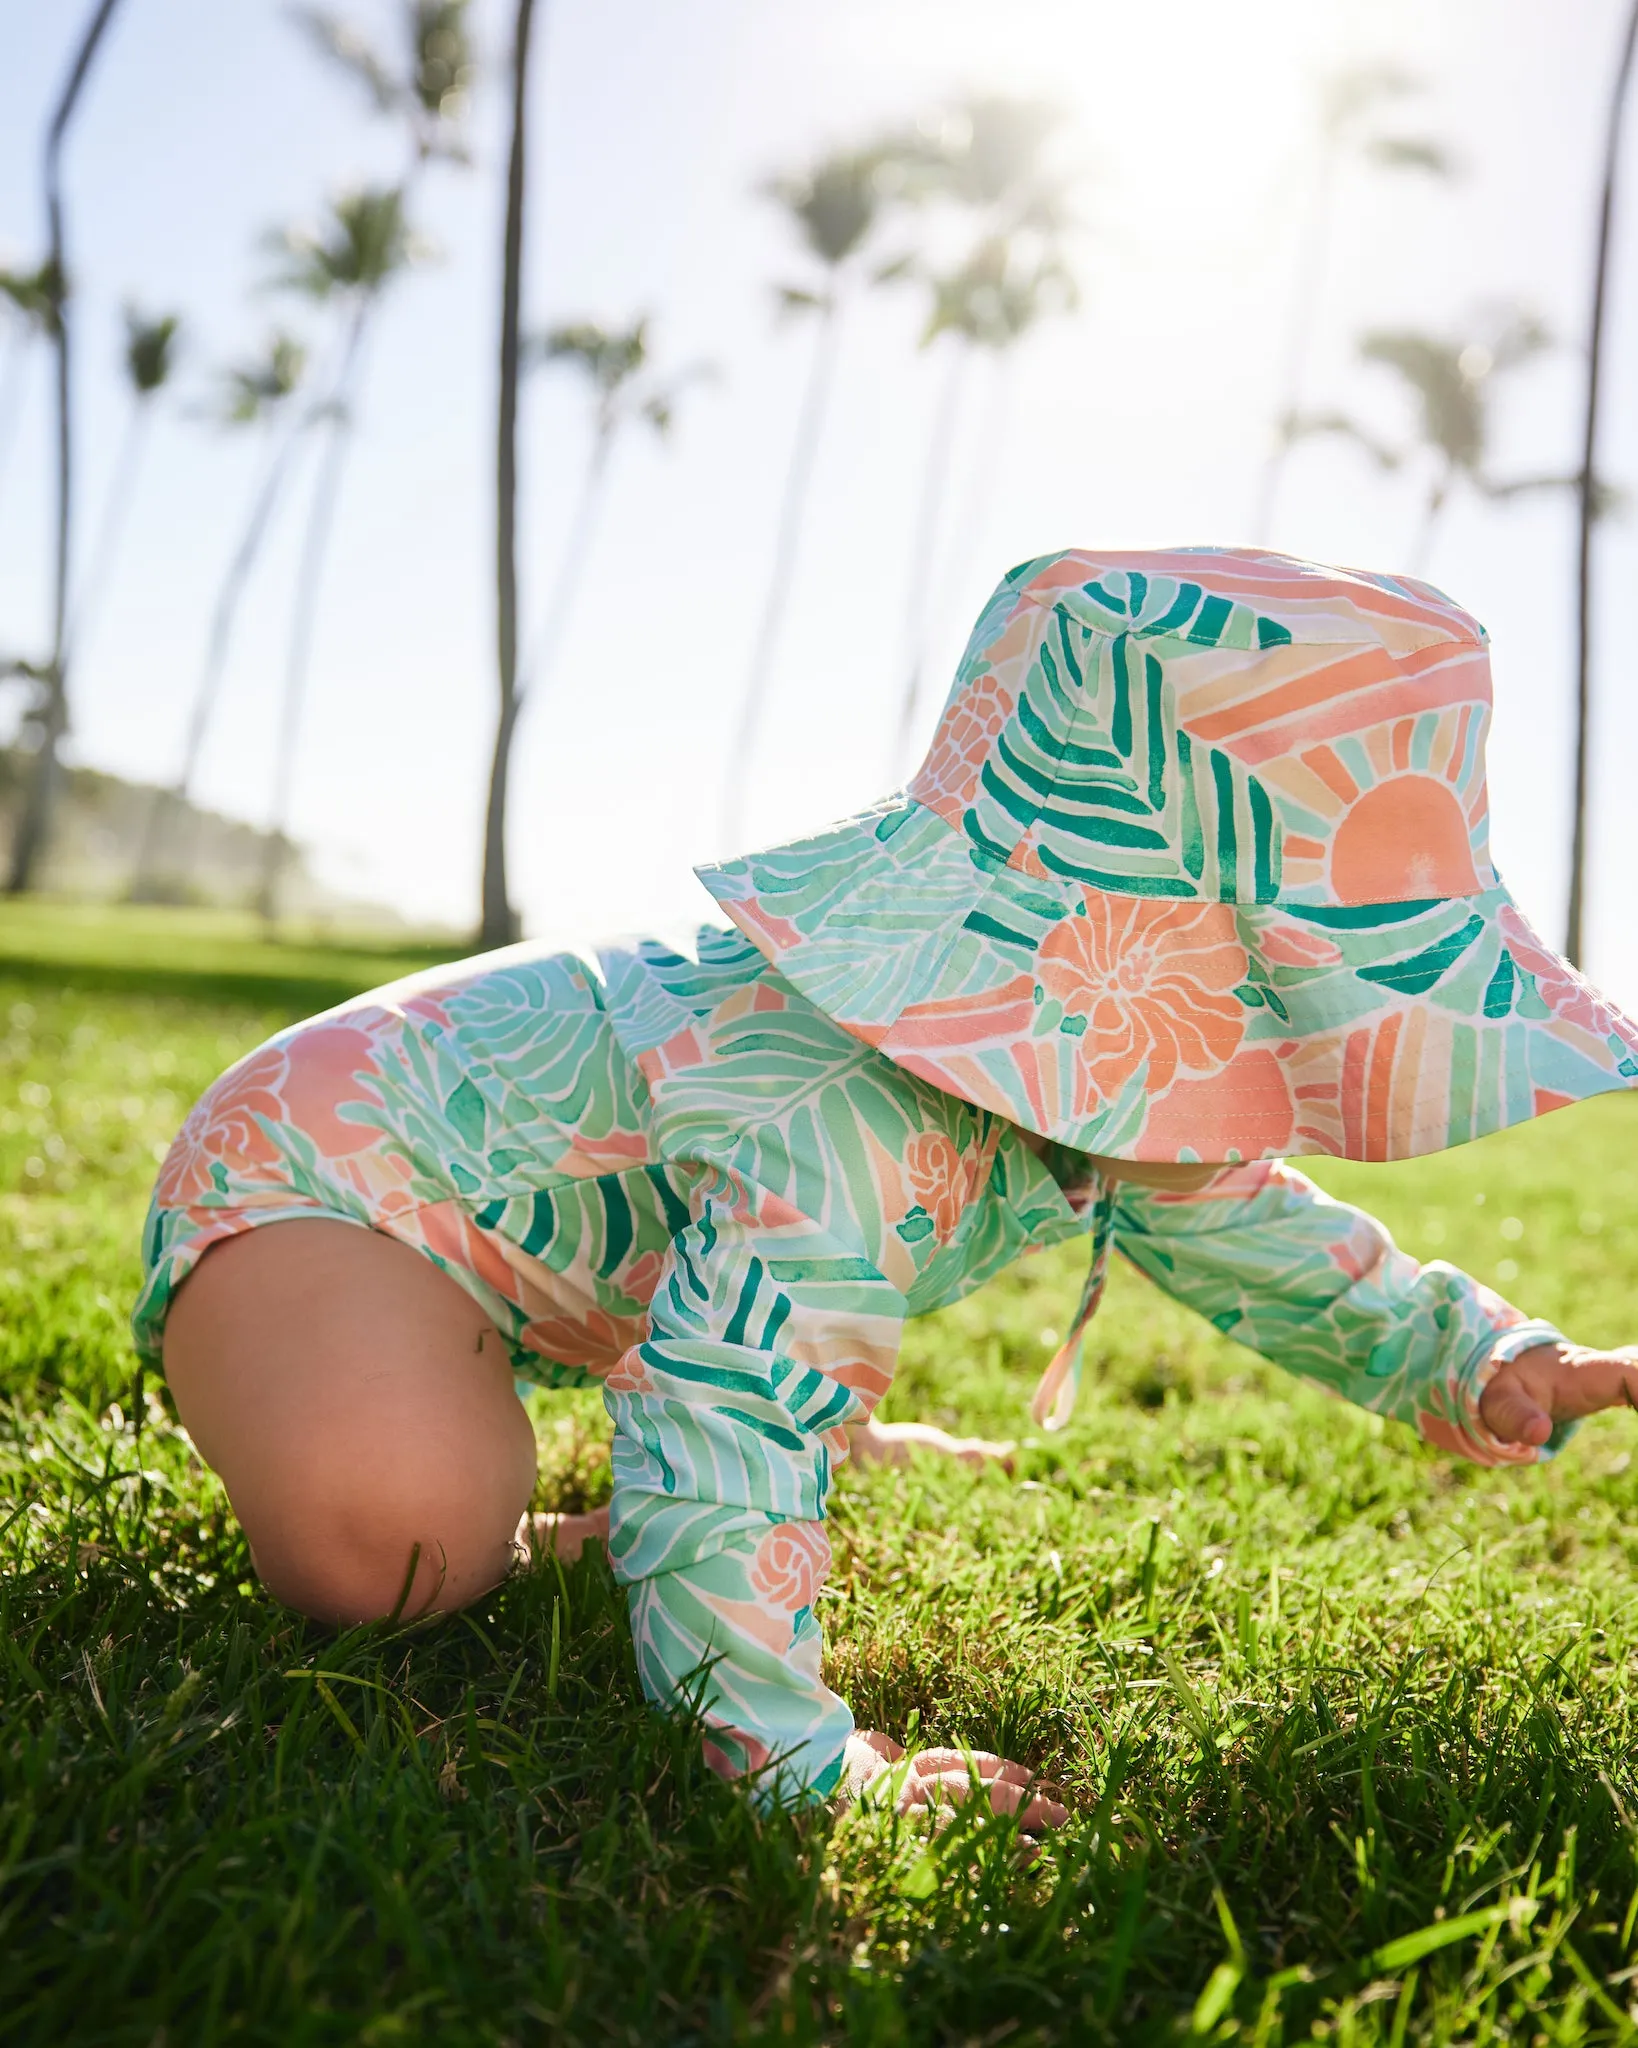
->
[519,1506,610,1563]
[847,1416,1016,1472]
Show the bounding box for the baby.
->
[144,549,1638,1825]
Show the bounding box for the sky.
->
[2,0,1637,1010]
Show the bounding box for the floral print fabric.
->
[697,549,1638,1162]
[139,926,1563,1801]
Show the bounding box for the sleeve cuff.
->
[1459,1320,1577,1464]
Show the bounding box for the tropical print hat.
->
[698,548,1638,1167]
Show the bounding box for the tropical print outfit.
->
[136,548,1638,1803]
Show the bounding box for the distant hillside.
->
[0,748,412,930]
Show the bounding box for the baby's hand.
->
[841,1730,1068,1834]
[1480,1342,1638,1447]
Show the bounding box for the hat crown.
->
[909,548,1496,909]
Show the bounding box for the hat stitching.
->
[1003,571,1487,654]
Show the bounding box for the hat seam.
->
[1007,584,1487,655]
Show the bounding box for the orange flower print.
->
[909,669,1014,821]
[278,1023,384,1157]
[748,1521,831,1613]
[1037,893,1248,1113]
[603,1348,655,1396]
[524,1305,650,1373]
[155,1044,288,1206]
[904,1129,982,1242]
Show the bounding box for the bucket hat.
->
[698,547,1638,1168]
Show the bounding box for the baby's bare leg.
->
[164,1220,538,1624]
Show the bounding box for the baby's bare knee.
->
[249,1462,520,1624]
[161,1219,539,1625]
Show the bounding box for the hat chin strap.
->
[1030,1183,1117,1432]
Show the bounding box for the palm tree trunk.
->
[0,322,30,505]
[1568,0,1638,968]
[7,0,126,897]
[256,305,371,931]
[722,293,843,847]
[518,423,613,699]
[480,0,538,953]
[893,339,970,775]
[926,348,1015,628]
[64,397,149,667]
[1409,461,1453,577]
[1250,147,1339,547]
[129,411,313,899]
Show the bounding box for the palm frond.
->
[763,148,892,270]
[1359,305,1552,477]
[272,187,414,298]
[1318,61,1420,140]
[920,230,1076,350]
[773,283,830,319]
[1365,134,1459,176]
[409,0,473,124]
[1360,330,1481,471]
[933,95,1070,211]
[1280,408,1403,470]
[219,331,307,424]
[0,260,63,332]
[528,318,649,394]
[526,314,713,442]
[871,253,917,286]
[288,5,400,111]
[1487,307,1553,370]
[1488,471,1624,518]
[123,307,181,396]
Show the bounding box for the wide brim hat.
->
[697,548,1638,1164]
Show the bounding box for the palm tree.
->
[7,0,128,897]
[893,234,1076,769]
[248,3,472,930]
[1567,0,1638,968]
[257,188,415,927]
[1285,306,1565,574]
[128,331,308,901]
[721,144,901,842]
[891,97,1078,767]
[293,1,474,170]
[479,0,538,951]
[518,317,709,697]
[67,307,181,664]
[1251,62,1456,546]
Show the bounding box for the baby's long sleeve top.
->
[597,930,1564,1804]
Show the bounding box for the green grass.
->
[5,903,1638,2044]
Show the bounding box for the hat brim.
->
[696,795,1638,1164]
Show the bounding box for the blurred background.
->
[2,0,1636,1006]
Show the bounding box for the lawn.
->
[4,904,1638,2045]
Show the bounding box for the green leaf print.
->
[962,602,1285,904]
[445,1076,488,1149]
